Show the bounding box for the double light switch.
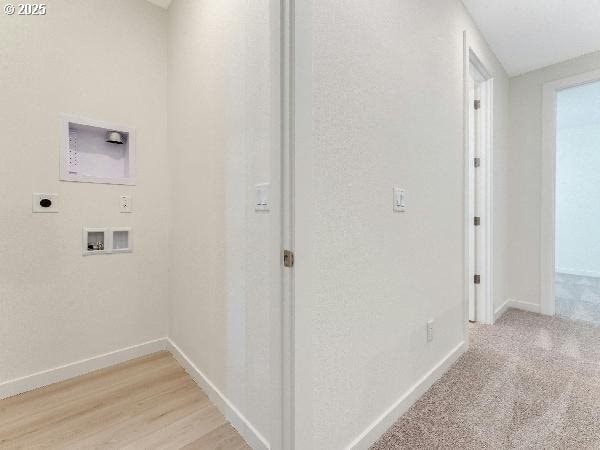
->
[255,183,270,211]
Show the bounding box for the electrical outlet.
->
[120,195,132,213]
[32,193,59,213]
[427,319,434,342]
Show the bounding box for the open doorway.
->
[464,37,494,325]
[542,71,600,324]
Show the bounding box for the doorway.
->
[542,71,600,324]
[464,37,494,325]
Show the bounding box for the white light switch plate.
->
[393,187,406,212]
[32,193,59,213]
[255,183,270,211]
[120,195,132,213]
[427,319,434,342]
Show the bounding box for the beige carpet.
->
[371,309,600,449]
[556,272,600,326]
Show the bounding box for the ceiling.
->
[146,0,172,9]
[461,0,600,76]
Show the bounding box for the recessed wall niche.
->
[60,115,136,185]
[112,228,132,253]
[82,227,132,256]
[83,228,108,256]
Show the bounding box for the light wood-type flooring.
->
[0,351,250,449]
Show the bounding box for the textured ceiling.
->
[462,0,600,76]
[145,0,172,9]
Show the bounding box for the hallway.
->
[372,310,600,449]
[556,273,600,326]
[4,1,600,447]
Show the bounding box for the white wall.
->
[292,1,510,448]
[556,81,600,277]
[167,0,275,445]
[0,1,524,447]
[509,51,600,305]
[0,0,169,384]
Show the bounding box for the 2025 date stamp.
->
[4,3,47,15]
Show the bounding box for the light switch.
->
[32,193,59,213]
[120,195,132,213]
[393,187,406,212]
[255,183,270,211]
[427,319,434,342]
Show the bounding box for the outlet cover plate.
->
[120,195,132,213]
[33,193,59,213]
[255,183,270,211]
[427,319,434,342]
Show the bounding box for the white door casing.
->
[463,31,495,326]
[541,69,600,317]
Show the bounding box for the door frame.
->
[463,31,495,327]
[541,69,600,316]
[274,0,296,449]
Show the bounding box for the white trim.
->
[508,299,541,314]
[167,339,269,450]
[0,338,168,400]
[494,299,510,321]
[463,31,471,339]
[346,341,467,450]
[495,299,541,320]
[556,268,600,278]
[463,31,495,325]
[541,69,600,316]
[271,0,285,444]
[280,0,295,449]
[291,0,312,448]
[480,73,494,324]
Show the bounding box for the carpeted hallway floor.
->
[556,272,600,326]
[371,309,600,449]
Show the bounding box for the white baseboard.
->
[0,338,168,400]
[167,339,269,450]
[495,299,541,321]
[556,267,600,278]
[494,299,510,321]
[346,340,467,450]
[508,299,540,314]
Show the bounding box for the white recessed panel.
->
[112,228,132,253]
[60,115,136,186]
[82,227,132,255]
[83,228,108,256]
